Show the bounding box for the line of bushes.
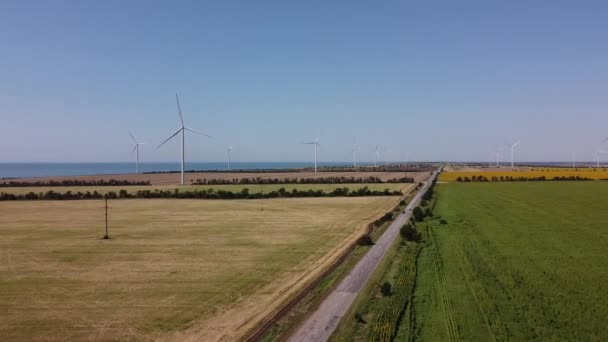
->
[0,186,402,201]
[400,176,438,242]
[455,175,592,182]
[191,176,414,185]
[0,179,151,187]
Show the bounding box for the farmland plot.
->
[414,182,608,341]
[0,197,399,341]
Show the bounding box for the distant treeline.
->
[455,175,593,182]
[0,186,402,201]
[143,164,435,174]
[144,169,300,174]
[0,179,151,187]
[191,176,415,185]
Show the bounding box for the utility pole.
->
[261,183,264,211]
[103,197,109,239]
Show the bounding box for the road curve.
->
[288,171,438,342]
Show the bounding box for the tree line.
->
[400,176,437,242]
[0,179,151,187]
[191,176,414,185]
[0,186,402,201]
[455,175,592,182]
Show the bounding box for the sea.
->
[0,162,354,179]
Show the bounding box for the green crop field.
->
[0,197,400,341]
[413,182,608,341]
[0,182,413,196]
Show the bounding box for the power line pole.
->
[103,197,109,239]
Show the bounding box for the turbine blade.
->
[185,127,213,138]
[129,131,138,143]
[157,128,182,149]
[131,145,137,152]
[176,93,184,127]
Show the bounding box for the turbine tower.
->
[129,131,145,174]
[303,133,320,172]
[375,146,380,167]
[572,152,576,169]
[597,150,608,167]
[507,141,520,169]
[157,94,212,185]
[227,146,233,171]
[352,138,358,168]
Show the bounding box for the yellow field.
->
[0,197,400,341]
[439,167,608,182]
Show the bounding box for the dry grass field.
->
[440,167,608,182]
[9,171,430,186]
[0,197,400,341]
[0,183,415,196]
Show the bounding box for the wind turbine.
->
[596,150,608,167]
[374,146,380,167]
[507,141,520,168]
[571,152,576,169]
[303,133,320,172]
[129,131,145,174]
[352,138,359,168]
[157,94,212,185]
[227,146,233,171]
[494,145,504,167]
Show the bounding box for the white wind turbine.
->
[227,146,233,171]
[374,146,380,167]
[303,133,320,172]
[352,138,359,168]
[157,94,212,185]
[596,149,608,167]
[494,145,505,167]
[129,131,145,174]
[507,141,520,168]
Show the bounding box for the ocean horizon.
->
[0,162,358,179]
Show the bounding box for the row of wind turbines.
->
[490,138,608,168]
[129,94,396,185]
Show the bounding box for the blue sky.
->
[2,0,608,163]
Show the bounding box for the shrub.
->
[355,312,367,324]
[400,223,420,242]
[381,282,392,296]
[412,207,425,222]
[357,235,374,246]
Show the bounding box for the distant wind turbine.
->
[494,145,505,167]
[303,133,320,172]
[227,146,233,171]
[352,138,359,168]
[157,94,212,185]
[571,152,576,169]
[597,150,608,167]
[374,146,380,167]
[129,131,145,174]
[507,141,520,168]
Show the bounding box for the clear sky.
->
[2,0,608,163]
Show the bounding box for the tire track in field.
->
[427,227,460,342]
[453,245,508,342]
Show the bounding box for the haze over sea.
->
[0,162,357,179]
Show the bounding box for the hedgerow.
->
[0,186,402,201]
